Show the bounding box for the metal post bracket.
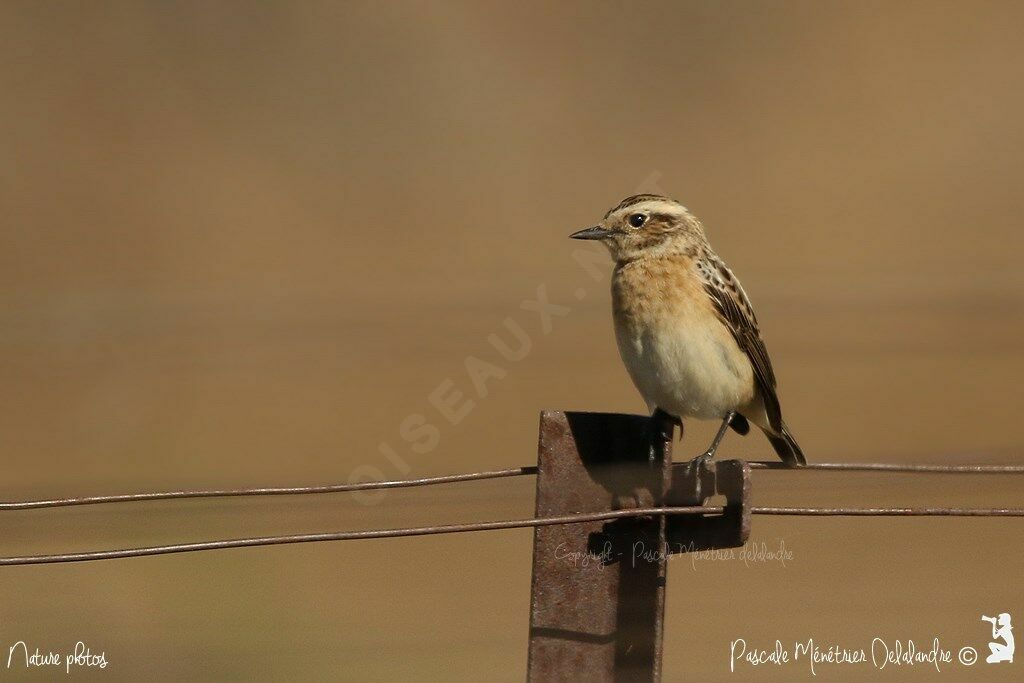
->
[666,459,751,552]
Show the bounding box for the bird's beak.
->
[569,226,612,240]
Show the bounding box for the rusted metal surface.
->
[527,410,674,682]
[667,459,751,551]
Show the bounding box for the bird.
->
[570,194,805,466]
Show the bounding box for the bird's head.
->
[570,194,706,262]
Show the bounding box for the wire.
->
[752,506,1024,516]
[747,462,1024,473]
[0,466,539,511]
[4,459,1022,511]
[0,506,706,566]
[2,505,1023,566]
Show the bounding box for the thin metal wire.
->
[0,466,539,511]
[2,505,1023,566]
[0,506,707,566]
[748,462,1024,473]
[752,506,1024,516]
[4,460,1022,511]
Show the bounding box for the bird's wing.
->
[696,253,783,433]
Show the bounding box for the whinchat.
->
[571,194,805,466]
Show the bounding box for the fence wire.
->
[1,459,1022,566]
[1,461,1021,511]
[1,504,1023,566]
[0,467,539,511]
[748,461,1024,473]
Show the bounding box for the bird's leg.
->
[687,411,736,471]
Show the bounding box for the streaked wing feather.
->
[697,255,783,432]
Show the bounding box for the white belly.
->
[615,316,754,420]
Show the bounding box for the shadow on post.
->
[526,410,749,682]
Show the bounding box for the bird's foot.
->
[685,450,715,476]
[684,450,716,489]
[647,419,673,443]
[682,451,716,501]
[651,408,681,442]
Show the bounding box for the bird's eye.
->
[628,213,647,228]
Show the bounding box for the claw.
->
[683,451,716,501]
[651,408,681,442]
[658,423,674,441]
[685,450,714,476]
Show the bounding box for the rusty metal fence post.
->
[526,410,749,682]
[527,411,672,681]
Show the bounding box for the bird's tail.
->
[767,422,806,467]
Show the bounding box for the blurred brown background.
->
[2,0,1023,679]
